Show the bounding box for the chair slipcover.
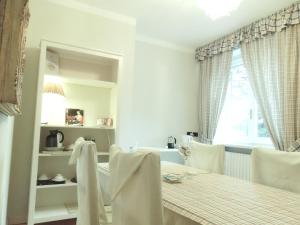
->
[251,148,300,193]
[69,138,107,225]
[109,145,163,225]
[186,141,225,174]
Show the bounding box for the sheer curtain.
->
[241,25,300,151]
[198,51,232,144]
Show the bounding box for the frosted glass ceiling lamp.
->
[197,0,242,20]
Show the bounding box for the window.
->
[214,49,272,147]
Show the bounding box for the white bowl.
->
[38,174,50,181]
[52,174,66,182]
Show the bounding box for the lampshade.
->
[43,82,65,96]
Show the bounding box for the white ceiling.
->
[76,0,297,49]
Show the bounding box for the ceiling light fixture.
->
[197,0,242,20]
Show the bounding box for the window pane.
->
[257,111,269,137]
[214,49,271,146]
[229,62,252,138]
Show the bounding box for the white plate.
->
[43,147,64,151]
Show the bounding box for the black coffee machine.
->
[167,136,176,149]
[46,130,64,147]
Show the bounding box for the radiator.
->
[225,152,251,181]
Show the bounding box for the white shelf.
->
[34,204,77,223]
[48,75,117,88]
[97,152,110,156]
[36,180,77,189]
[39,151,109,157]
[63,77,116,88]
[39,151,73,157]
[40,124,115,130]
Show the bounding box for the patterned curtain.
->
[198,51,232,144]
[241,24,300,151]
[196,2,300,61]
[0,0,30,116]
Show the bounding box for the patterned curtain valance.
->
[195,2,300,61]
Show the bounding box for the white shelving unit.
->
[39,151,110,157]
[27,41,122,225]
[57,76,117,89]
[40,124,115,130]
[36,180,77,189]
[34,204,77,224]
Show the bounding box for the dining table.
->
[97,161,300,225]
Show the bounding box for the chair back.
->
[251,148,300,193]
[109,145,163,225]
[186,141,225,174]
[69,138,107,225]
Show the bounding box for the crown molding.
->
[136,35,195,54]
[46,0,136,26]
[44,0,195,53]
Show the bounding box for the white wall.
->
[132,41,198,147]
[7,1,199,223]
[0,113,14,225]
[7,0,136,223]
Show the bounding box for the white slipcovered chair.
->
[109,145,163,225]
[69,137,107,225]
[251,148,300,193]
[185,141,225,174]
